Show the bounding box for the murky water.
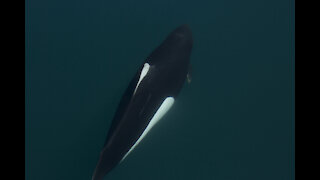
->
[25,0,294,179]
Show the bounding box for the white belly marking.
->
[121,97,175,161]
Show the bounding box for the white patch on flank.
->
[134,63,150,94]
[121,97,175,162]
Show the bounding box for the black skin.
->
[92,24,193,180]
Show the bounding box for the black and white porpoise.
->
[92,24,193,180]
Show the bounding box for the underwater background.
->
[25,0,295,179]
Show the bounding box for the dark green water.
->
[25,0,295,179]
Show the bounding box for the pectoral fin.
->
[187,64,192,84]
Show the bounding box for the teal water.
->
[25,0,295,179]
